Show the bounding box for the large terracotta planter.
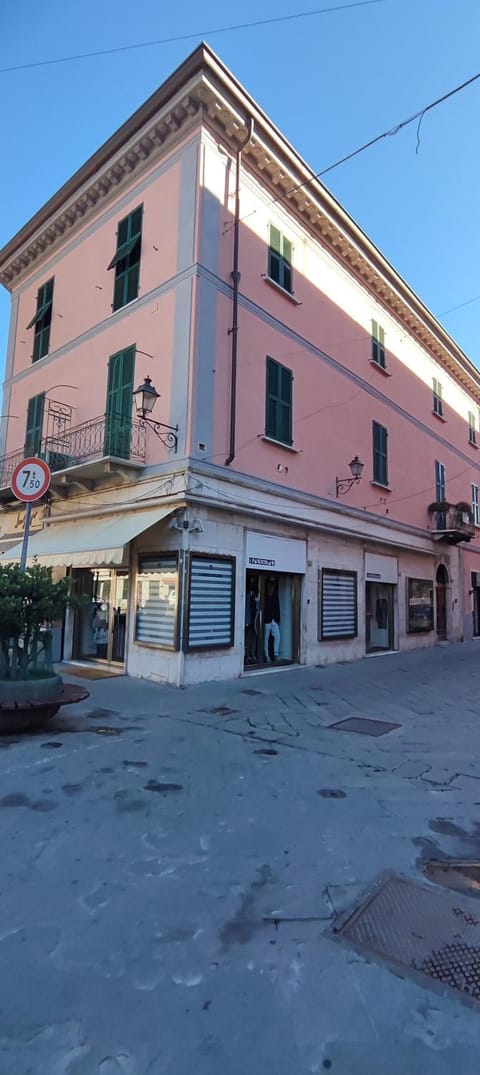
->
[0,675,89,733]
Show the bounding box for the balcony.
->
[0,414,146,502]
[428,502,475,545]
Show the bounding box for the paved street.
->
[2,643,480,1073]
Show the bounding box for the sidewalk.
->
[2,643,480,1072]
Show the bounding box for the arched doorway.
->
[435,564,448,641]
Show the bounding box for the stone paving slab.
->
[3,645,480,1070]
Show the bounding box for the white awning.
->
[2,506,174,567]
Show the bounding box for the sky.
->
[1,0,479,384]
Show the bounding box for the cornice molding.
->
[1,43,479,403]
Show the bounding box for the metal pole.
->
[19,501,32,574]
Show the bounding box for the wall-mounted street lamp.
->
[336,455,364,497]
[133,376,178,452]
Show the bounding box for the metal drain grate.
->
[425,860,480,897]
[329,716,400,737]
[334,873,480,1007]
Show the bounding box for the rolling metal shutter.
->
[188,556,234,649]
[321,569,357,640]
[135,556,178,647]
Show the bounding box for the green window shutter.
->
[110,206,143,311]
[28,278,54,362]
[104,346,135,458]
[265,357,292,445]
[24,393,45,456]
[268,226,293,292]
[373,421,388,485]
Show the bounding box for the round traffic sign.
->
[11,457,51,502]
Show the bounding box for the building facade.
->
[1,44,480,685]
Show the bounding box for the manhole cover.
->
[425,860,480,897]
[241,689,263,696]
[254,748,278,756]
[329,716,400,737]
[200,706,238,717]
[334,873,480,1007]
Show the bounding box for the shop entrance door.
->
[366,581,395,653]
[72,568,129,664]
[244,570,300,669]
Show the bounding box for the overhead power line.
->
[0,0,385,74]
[270,69,480,203]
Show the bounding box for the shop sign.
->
[246,531,306,575]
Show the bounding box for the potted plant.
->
[0,562,88,732]
[427,501,451,513]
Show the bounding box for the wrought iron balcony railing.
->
[0,414,146,491]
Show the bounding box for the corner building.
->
[1,45,480,684]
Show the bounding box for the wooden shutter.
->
[24,393,45,456]
[373,421,388,485]
[104,347,135,458]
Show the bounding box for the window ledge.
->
[261,435,301,453]
[369,359,391,377]
[469,439,478,449]
[370,480,391,491]
[264,276,302,305]
[110,296,140,316]
[432,410,447,423]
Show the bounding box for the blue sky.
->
[1,0,479,385]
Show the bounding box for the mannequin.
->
[244,578,259,664]
[264,579,280,662]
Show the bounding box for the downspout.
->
[225,118,254,466]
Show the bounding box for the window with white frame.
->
[472,484,480,526]
[469,411,477,446]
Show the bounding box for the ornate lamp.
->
[133,376,178,452]
[336,455,364,497]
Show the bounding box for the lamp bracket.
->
[140,416,178,452]
[336,476,361,498]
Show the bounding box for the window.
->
[435,460,446,501]
[108,206,143,311]
[24,393,45,456]
[432,378,443,417]
[407,578,434,634]
[372,421,388,486]
[104,346,135,458]
[371,320,386,368]
[268,225,292,293]
[469,411,477,445]
[187,555,235,649]
[27,279,54,362]
[135,555,179,648]
[320,569,357,640]
[472,484,479,526]
[265,357,293,445]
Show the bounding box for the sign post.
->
[10,457,51,573]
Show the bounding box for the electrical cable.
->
[269,70,480,204]
[0,0,385,74]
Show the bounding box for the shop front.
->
[365,552,398,654]
[71,568,129,664]
[244,531,306,670]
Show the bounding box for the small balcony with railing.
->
[428,501,475,545]
[0,406,146,503]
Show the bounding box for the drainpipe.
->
[225,118,254,466]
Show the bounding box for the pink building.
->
[1,44,480,684]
